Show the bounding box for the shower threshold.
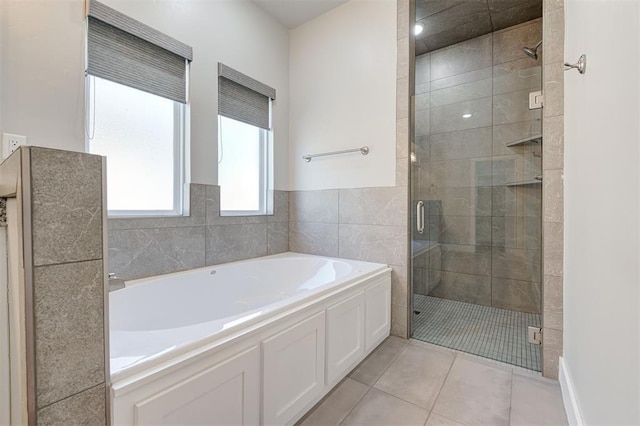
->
[412,295,541,372]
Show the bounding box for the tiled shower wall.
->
[108,185,289,281]
[412,19,543,314]
[541,0,565,380]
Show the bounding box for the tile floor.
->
[298,337,567,426]
[412,295,542,371]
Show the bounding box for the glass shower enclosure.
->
[410,12,544,371]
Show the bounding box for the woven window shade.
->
[218,63,276,130]
[87,0,192,103]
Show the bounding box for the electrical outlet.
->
[2,133,28,159]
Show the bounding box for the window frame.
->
[217,115,271,217]
[85,75,187,218]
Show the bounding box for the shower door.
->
[410,16,543,371]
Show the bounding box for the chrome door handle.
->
[416,201,425,234]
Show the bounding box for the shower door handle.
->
[416,201,425,234]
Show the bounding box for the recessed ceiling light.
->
[462,113,472,118]
[414,23,424,36]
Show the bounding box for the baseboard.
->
[559,357,584,426]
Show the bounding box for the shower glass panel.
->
[410,12,543,371]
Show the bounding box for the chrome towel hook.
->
[564,54,586,74]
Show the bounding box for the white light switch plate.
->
[2,133,28,159]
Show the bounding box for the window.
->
[85,0,192,216]
[217,63,276,215]
[87,76,183,213]
[218,115,268,214]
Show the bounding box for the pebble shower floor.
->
[412,295,542,372]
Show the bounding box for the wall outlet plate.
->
[2,133,28,159]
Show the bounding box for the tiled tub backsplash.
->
[108,184,289,280]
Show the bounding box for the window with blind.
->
[85,0,192,215]
[217,63,275,215]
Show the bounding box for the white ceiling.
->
[252,0,349,29]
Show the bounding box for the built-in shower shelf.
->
[506,179,542,187]
[506,135,542,147]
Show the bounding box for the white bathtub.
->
[110,252,392,425]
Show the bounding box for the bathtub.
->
[110,252,392,425]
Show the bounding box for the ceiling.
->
[252,0,349,29]
[415,0,542,56]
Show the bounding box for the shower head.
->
[522,40,543,60]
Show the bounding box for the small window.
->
[85,0,193,216]
[218,115,269,214]
[87,76,183,214]
[217,63,276,216]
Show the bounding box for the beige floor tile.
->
[299,378,369,426]
[426,412,467,426]
[432,357,512,426]
[349,337,408,385]
[341,388,429,426]
[374,345,454,409]
[510,373,568,426]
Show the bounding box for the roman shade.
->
[218,63,276,130]
[86,0,193,103]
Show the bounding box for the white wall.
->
[0,0,290,189]
[288,0,396,191]
[564,0,640,424]
[1,0,86,153]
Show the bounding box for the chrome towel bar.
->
[303,146,369,162]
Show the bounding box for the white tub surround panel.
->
[110,253,391,425]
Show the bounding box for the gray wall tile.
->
[428,157,493,188]
[543,169,563,223]
[493,89,541,126]
[543,7,564,64]
[430,271,491,306]
[543,62,564,118]
[339,187,406,226]
[431,97,492,134]
[391,265,408,307]
[491,277,541,313]
[441,244,491,276]
[206,223,267,265]
[428,187,492,217]
[430,127,493,161]
[267,221,289,255]
[289,222,339,257]
[289,190,339,224]
[37,384,106,426]
[542,328,562,379]
[430,34,492,81]
[543,275,563,330]
[543,115,564,171]
[339,224,407,266]
[109,227,205,280]
[493,63,541,95]
[433,215,492,246]
[391,304,408,338]
[34,260,105,408]
[430,78,492,107]
[493,121,542,157]
[268,190,289,223]
[31,148,103,266]
[431,67,492,92]
[492,247,541,282]
[493,19,542,65]
[491,216,542,250]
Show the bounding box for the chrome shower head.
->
[522,40,543,60]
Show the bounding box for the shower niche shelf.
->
[506,179,542,187]
[506,135,542,147]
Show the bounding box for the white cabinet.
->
[134,346,260,425]
[262,312,326,425]
[365,278,391,351]
[326,292,365,385]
